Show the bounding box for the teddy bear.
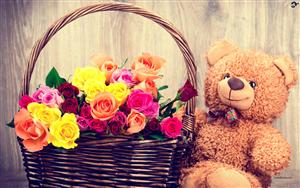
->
[181,40,298,188]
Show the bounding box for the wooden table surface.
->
[0,0,299,187]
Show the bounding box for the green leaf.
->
[81,131,97,137]
[170,108,177,116]
[45,67,67,88]
[160,98,171,108]
[78,94,86,107]
[162,106,171,118]
[176,101,185,110]
[157,91,164,102]
[6,118,14,128]
[53,147,68,153]
[158,85,168,91]
[138,135,144,140]
[149,133,165,141]
[119,58,128,68]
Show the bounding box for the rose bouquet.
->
[8,53,197,152]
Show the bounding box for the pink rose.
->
[160,117,182,138]
[19,95,35,109]
[76,116,89,131]
[111,68,135,87]
[89,119,107,134]
[32,85,64,107]
[127,90,158,118]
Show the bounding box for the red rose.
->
[111,111,127,124]
[89,119,107,134]
[119,104,131,116]
[58,82,79,98]
[177,80,198,102]
[80,103,92,119]
[61,98,78,114]
[108,120,123,135]
[146,118,160,132]
[108,112,126,135]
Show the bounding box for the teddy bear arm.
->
[181,161,262,188]
[251,126,291,176]
[193,108,207,132]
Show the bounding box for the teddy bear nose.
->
[228,77,244,90]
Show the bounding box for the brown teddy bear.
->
[181,40,298,188]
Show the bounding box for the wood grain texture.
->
[0,0,299,187]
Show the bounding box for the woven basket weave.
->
[18,2,197,187]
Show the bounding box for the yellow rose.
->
[48,113,80,149]
[27,102,61,126]
[71,67,106,91]
[105,83,130,105]
[84,79,106,103]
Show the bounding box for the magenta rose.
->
[76,116,89,131]
[19,95,35,109]
[146,118,160,132]
[61,98,78,114]
[58,82,79,98]
[80,103,92,119]
[160,117,182,138]
[111,68,135,87]
[177,80,198,102]
[32,85,64,107]
[89,119,107,134]
[127,90,158,118]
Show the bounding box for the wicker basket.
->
[18,2,197,188]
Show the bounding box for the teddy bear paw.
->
[206,168,251,188]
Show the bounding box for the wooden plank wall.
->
[0,0,299,187]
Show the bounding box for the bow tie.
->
[208,108,239,125]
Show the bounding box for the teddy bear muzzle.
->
[218,76,255,110]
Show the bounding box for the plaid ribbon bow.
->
[208,108,239,125]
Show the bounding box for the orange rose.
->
[14,109,49,152]
[90,92,119,120]
[91,55,118,82]
[131,53,166,82]
[126,109,146,134]
[133,79,158,98]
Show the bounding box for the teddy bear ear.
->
[206,40,238,66]
[273,56,298,89]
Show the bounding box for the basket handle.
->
[21,2,197,131]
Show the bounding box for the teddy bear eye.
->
[249,81,257,88]
[223,73,230,79]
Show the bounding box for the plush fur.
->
[181,41,297,188]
